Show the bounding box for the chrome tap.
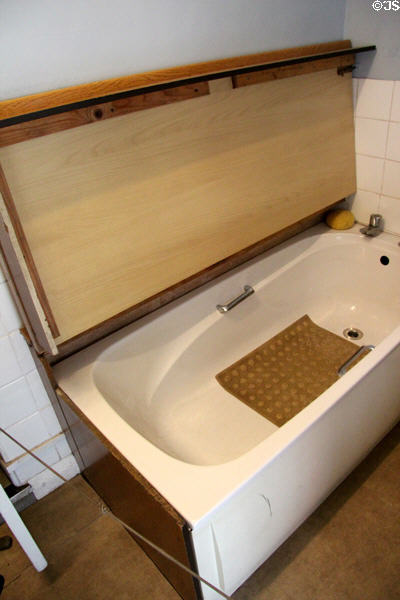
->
[360,214,383,237]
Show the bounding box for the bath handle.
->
[338,344,375,377]
[216,285,254,313]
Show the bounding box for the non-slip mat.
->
[216,315,370,427]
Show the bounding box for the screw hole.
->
[93,108,103,119]
[380,255,389,265]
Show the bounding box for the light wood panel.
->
[0,68,356,345]
[0,40,351,120]
[52,206,333,362]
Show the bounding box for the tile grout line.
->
[1,430,68,467]
[379,81,396,206]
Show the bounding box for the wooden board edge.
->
[0,40,352,120]
[0,193,58,355]
[0,164,60,338]
[50,204,340,362]
[55,386,199,598]
[0,82,210,148]
[55,387,187,523]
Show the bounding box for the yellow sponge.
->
[325,209,355,230]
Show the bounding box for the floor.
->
[0,423,399,600]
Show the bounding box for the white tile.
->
[391,81,400,122]
[26,369,51,410]
[0,282,22,333]
[382,160,400,199]
[7,454,46,483]
[356,79,394,120]
[0,335,22,387]
[0,412,51,462]
[0,376,37,429]
[386,122,400,162]
[9,331,36,374]
[5,468,22,487]
[40,405,62,437]
[8,441,60,484]
[348,190,380,225]
[355,154,384,193]
[29,455,79,500]
[55,434,72,459]
[355,118,388,158]
[379,195,400,235]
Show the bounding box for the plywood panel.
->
[0,69,356,344]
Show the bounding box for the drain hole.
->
[343,327,363,340]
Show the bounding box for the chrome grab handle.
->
[216,285,254,314]
[338,344,375,377]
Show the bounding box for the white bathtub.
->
[54,223,400,599]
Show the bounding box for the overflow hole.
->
[380,255,390,265]
[343,327,364,340]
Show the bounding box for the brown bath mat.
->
[216,315,370,427]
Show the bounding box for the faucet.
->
[360,214,383,237]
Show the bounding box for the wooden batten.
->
[232,53,354,87]
[0,42,358,356]
[0,82,210,148]
[0,40,353,121]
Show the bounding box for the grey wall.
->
[344,0,400,80]
[0,0,346,100]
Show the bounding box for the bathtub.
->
[54,223,400,599]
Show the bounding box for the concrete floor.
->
[0,423,399,600]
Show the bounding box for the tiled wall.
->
[0,267,79,499]
[351,78,400,234]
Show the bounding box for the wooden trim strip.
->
[50,203,340,362]
[0,82,209,147]
[0,163,60,338]
[0,40,366,121]
[233,54,355,87]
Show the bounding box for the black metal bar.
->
[0,45,376,128]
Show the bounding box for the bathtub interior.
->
[92,230,400,467]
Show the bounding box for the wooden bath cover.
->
[216,315,370,427]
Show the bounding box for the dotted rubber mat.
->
[216,315,370,427]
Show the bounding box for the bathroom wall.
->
[0,0,346,100]
[344,0,400,80]
[345,0,400,233]
[0,265,79,499]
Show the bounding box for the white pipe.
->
[0,484,47,572]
